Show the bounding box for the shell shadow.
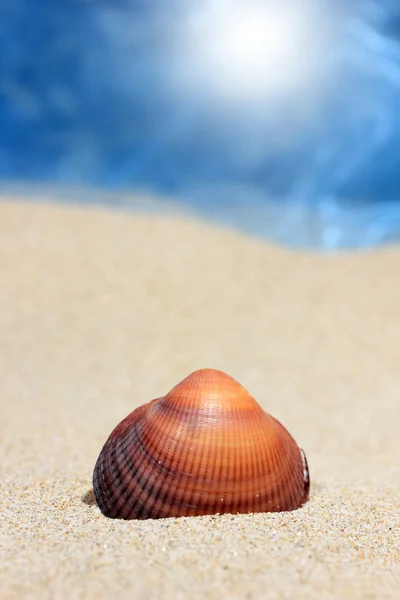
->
[82,488,97,506]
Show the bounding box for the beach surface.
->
[1,196,399,599]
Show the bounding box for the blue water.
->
[1,0,400,249]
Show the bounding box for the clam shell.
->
[93,369,309,520]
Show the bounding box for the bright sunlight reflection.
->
[170,0,339,109]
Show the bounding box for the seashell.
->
[93,368,310,520]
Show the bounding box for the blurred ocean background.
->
[1,0,400,249]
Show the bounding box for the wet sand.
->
[1,197,399,599]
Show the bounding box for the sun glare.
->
[170,0,336,110]
[206,5,307,99]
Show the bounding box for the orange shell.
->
[93,369,309,520]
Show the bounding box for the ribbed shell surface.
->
[93,369,309,520]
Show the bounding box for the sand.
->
[0,196,399,600]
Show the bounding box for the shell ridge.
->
[265,416,304,510]
[124,405,179,519]
[108,426,144,518]
[275,426,300,511]
[230,404,254,514]
[249,407,272,512]
[94,436,129,518]
[123,425,160,519]
[269,422,290,510]
[94,401,160,517]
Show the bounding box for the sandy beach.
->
[1,196,399,599]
